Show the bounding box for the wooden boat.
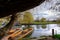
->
[7,28,33,40]
[10,30,22,38]
[9,28,33,38]
[7,28,20,34]
[1,29,22,40]
[18,28,33,39]
[2,28,33,40]
[7,29,16,34]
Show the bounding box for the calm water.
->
[14,24,60,38]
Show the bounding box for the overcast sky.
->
[27,0,60,20]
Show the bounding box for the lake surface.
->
[14,24,60,38]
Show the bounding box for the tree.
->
[23,12,34,28]
[5,16,11,22]
[0,14,17,39]
[0,0,45,39]
[17,13,23,24]
[40,18,46,22]
[23,12,34,24]
[56,18,60,22]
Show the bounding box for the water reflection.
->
[36,25,41,29]
[41,24,46,29]
[31,24,60,38]
[57,24,60,27]
[14,24,60,38]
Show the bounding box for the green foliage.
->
[17,13,23,23]
[5,16,11,21]
[23,12,34,24]
[17,12,34,24]
[56,18,60,23]
[33,21,60,25]
[18,38,31,40]
[54,34,60,39]
[40,18,46,22]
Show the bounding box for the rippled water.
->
[14,24,60,38]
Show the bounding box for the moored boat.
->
[18,28,33,40]
[7,28,20,34]
[2,28,33,40]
